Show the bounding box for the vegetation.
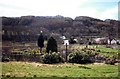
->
[2,43,119,64]
[46,37,58,53]
[2,41,119,77]
[2,77,119,79]
[41,52,64,64]
[2,16,119,42]
[1,62,119,78]
[2,15,120,79]
[68,51,93,64]
[95,45,119,58]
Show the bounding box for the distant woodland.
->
[2,15,120,43]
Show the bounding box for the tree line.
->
[2,16,119,42]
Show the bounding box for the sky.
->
[0,0,119,20]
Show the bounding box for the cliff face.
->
[2,15,120,41]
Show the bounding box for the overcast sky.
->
[0,0,119,20]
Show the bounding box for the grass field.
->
[95,45,119,58]
[2,43,120,79]
[69,45,119,56]
[1,62,119,78]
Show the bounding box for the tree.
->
[46,36,57,53]
[37,31,44,53]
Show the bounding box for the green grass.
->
[1,62,119,78]
[10,44,119,59]
[96,46,119,53]
[2,43,120,79]
[68,44,119,58]
[95,45,119,57]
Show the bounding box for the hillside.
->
[2,15,120,42]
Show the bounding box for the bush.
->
[68,51,93,64]
[46,37,58,53]
[41,52,64,64]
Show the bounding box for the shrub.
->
[68,52,83,63]
[68,51,93,64]
[41,52,64,64]
[46,37,58,53]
